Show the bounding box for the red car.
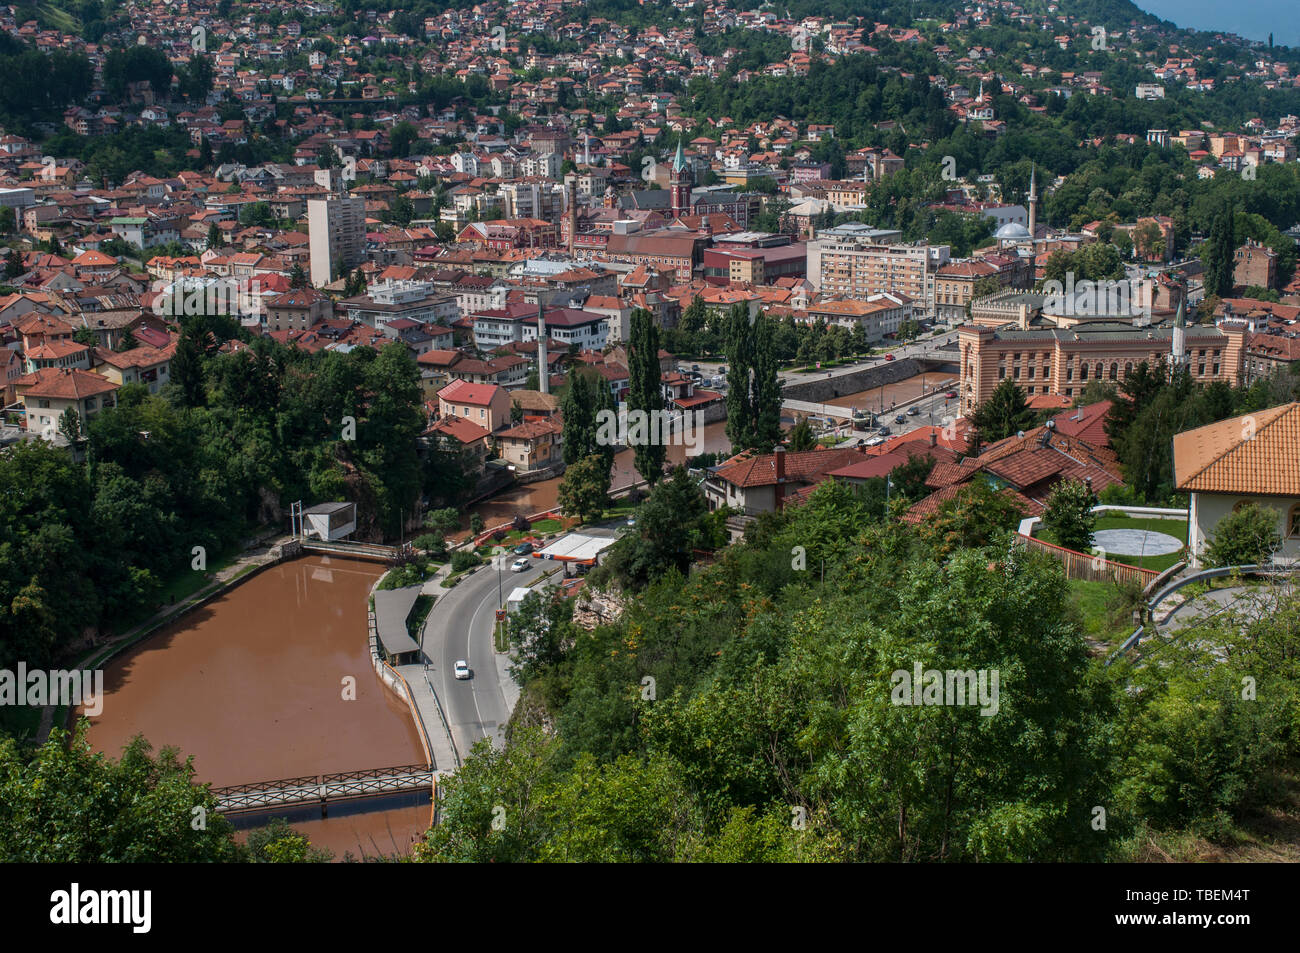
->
[884,353,895,361]
[945,390,957,399]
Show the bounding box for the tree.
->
[724,306,782,453]
[206,222,222,249]
[627,308,666,486]
[969,378,1034,446]
[1042,478,1097,552]
[918,480,1026,557]
[0,208,14,236]
[289,262,307,289]
[423,506,461,543]
[557,453,611,524]
[1205,202,1236,299]
[560,366,614,473]
[786,417,817,452]
[595,467,708,589]
[3,247,22,279]
[57,407,82,446]
[0,723,242,862]
[1203,503,1282,567]
[244,818,334,862]
[168,322,207,408]
[507,588,573,682]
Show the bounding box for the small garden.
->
[1037,514,1189,573]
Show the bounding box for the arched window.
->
[1109,363,1118,381]
[1096,362,1104,380]
[1080,362,1089,380]
[1125,362,1133,377]
[1289,503,1300,539]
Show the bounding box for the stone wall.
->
[781,358,924,404]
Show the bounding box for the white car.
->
[453,660,471,680]
[511,557,530,572]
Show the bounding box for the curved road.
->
[422,557,546,756]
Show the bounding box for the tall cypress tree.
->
[561,365,591,466]
[627,308,666,485]
[1205,202,1236,299]
[725,303,755,451]
[561,366,616,473]
[725,305,783,453]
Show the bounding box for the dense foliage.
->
[417,478,1300,862]
[0,331,469,670]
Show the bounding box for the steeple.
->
[669,140,692,217]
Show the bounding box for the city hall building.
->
[956,291,1246,416]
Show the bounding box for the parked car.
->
[884,354,895,361]
[453,660,471,680]
[865,436,886,447]
[894,415,906,424]
[511,557,530,572]
[512,542,534,555]
[877,425,891,436]
[907,406,919,416]
[945,390,957,399]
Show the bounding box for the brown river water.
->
[85,555,430,860]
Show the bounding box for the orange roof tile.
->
[1173,402,1300,496]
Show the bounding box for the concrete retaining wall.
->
[781,358,925,404]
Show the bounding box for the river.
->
[84,555,431,860]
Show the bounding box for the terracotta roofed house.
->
[1173,402,1300,566]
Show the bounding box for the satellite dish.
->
[1016,430,1025,439]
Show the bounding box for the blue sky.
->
[1137,0,1300,48]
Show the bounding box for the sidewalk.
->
[395,661,461,773]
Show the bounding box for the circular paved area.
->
[1092,528,1183,557]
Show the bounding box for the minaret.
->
[1027,164,1037,240]
[670,140,692,218]
[1171,292,1186,367]
[536,305,549,394]
[566,179,576,256]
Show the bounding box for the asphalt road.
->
[423,556,546,754]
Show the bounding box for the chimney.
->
[774,445,786,509]
[536,307,549,395]
[929,430,937,448]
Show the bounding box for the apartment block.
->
[806,223,949,314]
[308,197,366,288]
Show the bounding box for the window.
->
[998,366,1006,379]
[1290,504,1300,538]
[1213,364,1220,375]
[1198,364,1205,376]
[1066,365,1073,381]
[1109,363,1118,381]
[1125,362,1133,377]
[1013,366,1020,379]
[1080,363,1089,381]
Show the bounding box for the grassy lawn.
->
[1040,515,1188,573]
[1067,578,1141,645]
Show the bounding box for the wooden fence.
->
[1014,533,1159,587]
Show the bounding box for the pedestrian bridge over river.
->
[212,764,435,816]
